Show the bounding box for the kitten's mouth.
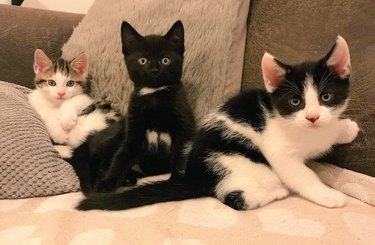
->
[307,123,320,128]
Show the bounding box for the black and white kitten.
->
[94,20,196,192]
[78,36,358,210]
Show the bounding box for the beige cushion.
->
[0,81,79,199]
[62,0,250,121]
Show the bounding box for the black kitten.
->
[95,20,196,192]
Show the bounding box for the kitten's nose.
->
[58,92,66,97]
[306,114,320,123]
[151,68,159,75]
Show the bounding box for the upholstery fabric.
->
[62,0,250,121]
[0,81,79,199]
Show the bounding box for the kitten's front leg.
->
[95,140,138,192]
[268,156,347,208]
[59,111,78,131]
[45,117,69,144]
[335,119,359,144]
[59,94,93,130]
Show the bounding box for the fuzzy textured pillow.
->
[62,0,250,121]
[0,81,79,199]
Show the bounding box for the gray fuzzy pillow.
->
[62,0,250,122]
[0,81,79,199]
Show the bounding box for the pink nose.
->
[306,114,320,123]
[58,92,66,97]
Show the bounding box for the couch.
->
[0,1,374,244]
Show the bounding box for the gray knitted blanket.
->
[0,81,79,199]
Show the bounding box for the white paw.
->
[50,129,69,144]
[305,185,347,208]
[336,119,359,144]
[53,145,73,158]
[244,188,289,210]
[60,113,78,130]
[274,187,290,200]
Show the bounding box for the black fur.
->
[67,116,127,193]
[94,21,196,192]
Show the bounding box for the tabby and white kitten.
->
[28,49,128,192]
[77,36,358,211]
[93,20,196,192]
[28,49,95,158]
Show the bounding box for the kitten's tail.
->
[76,178,208,211]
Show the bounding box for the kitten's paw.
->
[53,145,72,159]
[336,119,359,144]
[50,129,69,144]
[95,178,119,193]
[274,187,290,200]
[306,186,347,208]
[60,113,78,130]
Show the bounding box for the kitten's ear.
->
[164,20,185,54]
[70,52,89,77]
[121,21,143,55]
[324,35,351,79]
[261,52,288,92]
[34,49,53,74]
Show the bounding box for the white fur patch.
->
[138,86,167,96]
[145,130,171,151]
[304,75,320,117]
[69,110,108,148]
[54,145,73,159]
[159,132,172,148]
[146,130,159,150]
[207,153,288,209]
[204,112,262,148]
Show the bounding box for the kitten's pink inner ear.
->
[326,36,351,79]
[261,52,286,92]
[34,49,53,74]
[71,53,89,77]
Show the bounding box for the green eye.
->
[138,57,148,65]
[47,80,56,86]
[161,57,171,65]
[66,80,75,87]
[321,93,333,102]
[289,97,301,107]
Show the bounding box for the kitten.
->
[28,49,130,192]
[77,36,358,211]
[28,49,94,158]
[94,20,196,192]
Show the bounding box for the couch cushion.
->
[0,81,79,199]
[0,5,83,88]
[62,0,250,121]
[242,0,375,177]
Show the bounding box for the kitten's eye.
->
[47,80,56,86]
[289,97,301,107]
[321,93,333,102]
[66,80,75,87]
[138,57,148,65]
[161,57,171,66]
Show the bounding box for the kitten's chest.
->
[130,94,179,128]
[132,91,176,114]
[263,119,338,159]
